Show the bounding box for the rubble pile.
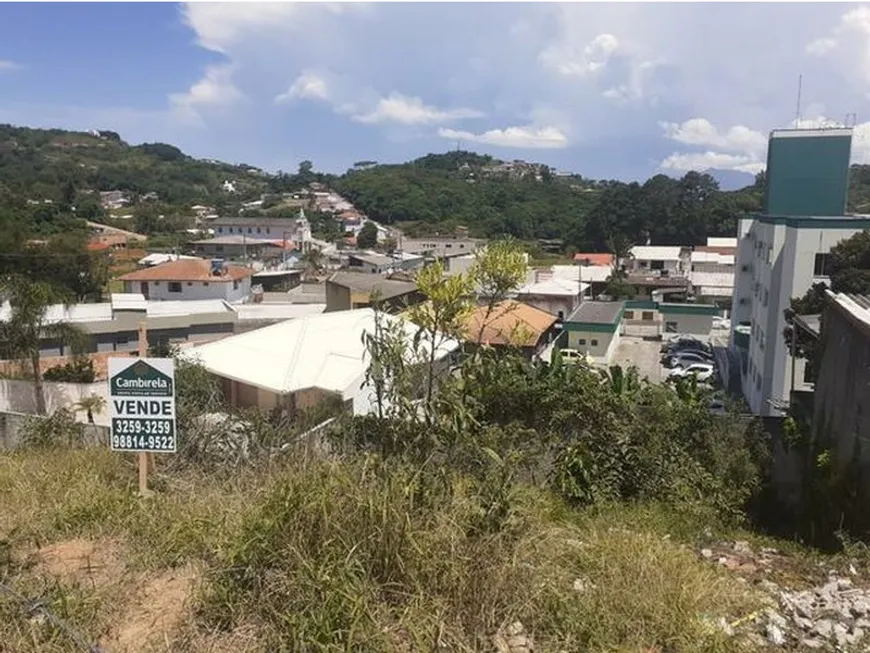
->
[701,540,870,650]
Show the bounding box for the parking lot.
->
[612,330,730,385]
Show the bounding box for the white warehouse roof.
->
[180,308,459,397]
[630,246,683,261]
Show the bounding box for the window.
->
[233,280,239,290]
[247,227,252,234]
[256,227,261,234]
[756,374,761,391]
[814,252,832,277]
[763,288,769,307]
[624,310,635,320]
[203,282,209,287]
[590,339,599,347]
[650,260,664,271]
[217,227,223,234]
[187,282,193,286]
[266,228,271,234]
[665,321,678,333]
[766,246,772,264]
[154,281,160,286]
[642,311,654,321]
[168,282,182,293]
[577,338,586,346]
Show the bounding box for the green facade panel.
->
[764,132,852,217]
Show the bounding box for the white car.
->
[668,362,715,382]
[712,317,731,331]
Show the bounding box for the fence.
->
[0,410,109,450]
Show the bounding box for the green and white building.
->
[731,126,870,415]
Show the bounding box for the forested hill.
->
[333,152,766,250]
[0,124,270,232]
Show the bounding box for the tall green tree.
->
[357,221,378,249]
[0,276,88,414]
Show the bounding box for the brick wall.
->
[0,351,135,381]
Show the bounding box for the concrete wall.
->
[661,312,714,336]
[325,280,352,312]
[0,410,108,450]
[813,303,870,488]
[124,278,251,303]
[0,380,109,426]
[566,328,619,364]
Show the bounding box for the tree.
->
[0,277,88,414]
[469,238,529,344]
[357,221,378,249]
[74,393,106,424]
[301,248,325,277]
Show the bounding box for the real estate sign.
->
[108,358,177,453]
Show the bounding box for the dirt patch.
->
[193,624,262,653]
[35,537,124,588]
[100,564,199,653]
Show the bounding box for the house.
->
[730,126,870,416]
[461,300,558,359]
[191,235,275,260]
[572,253,614,267]
[399,237,484,259]
[513,269,588,320]
[0,293,238,358]
[553,265,611,299]
[99,190,129,210]
[118,259,253,303]
[325,271,423,313]
[180,309,460,416]
[137,253,199,268]
[628,246,687,276]
[251,269,302,292]
[561,301,625,365]
[347,252,395,274]
[210,214,312,250]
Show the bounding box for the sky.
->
[2,2,870,181]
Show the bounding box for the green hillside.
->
[333,152,766,250]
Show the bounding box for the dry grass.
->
[0,447,770,652]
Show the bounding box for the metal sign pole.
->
[137,322,150,496]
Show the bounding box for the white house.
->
[628,246,686,276]
[513,269,588,320]
[181,309,460,416]
[210,212,312,251]
[118,259,253,303]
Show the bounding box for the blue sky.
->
[2,2,870,181]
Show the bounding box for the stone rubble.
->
[700,539,870,651]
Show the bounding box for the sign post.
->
[108,333,176,496]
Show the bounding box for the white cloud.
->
[660,152,764,175]
[275,71,330,104]
[439,125,568,149]
[660,118,767,155]
[806,37,837,56]
[0,60,21,72]
[539,32,620,77]
[169,64,244,123]
[352,93,483,126]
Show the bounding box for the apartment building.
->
[731,126,870,416]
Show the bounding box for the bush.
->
[18,407,87,448]
[43,357,95,383]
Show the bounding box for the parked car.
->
[667,362,715,382]
[712,317,731,331]
[661,335,704,353]
[665,339,712,357]
[559,348,591,365]
[665,350,715,368]
[709,396,728,416]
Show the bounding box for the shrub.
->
[42,357,95,383]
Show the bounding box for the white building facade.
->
[732,214,870,415]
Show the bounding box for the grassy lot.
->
[0,445,803,653]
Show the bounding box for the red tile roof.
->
[573,253,614,266]
[118,258,252,283]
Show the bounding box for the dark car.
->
[660,336,705,354]
[666,339,712,356]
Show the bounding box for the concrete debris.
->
[493,621,533,653]
[699,539,870,650]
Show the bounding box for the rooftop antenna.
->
[795,74,803,129]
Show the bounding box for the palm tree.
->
[75,394,106,424]
[0,276,88,414]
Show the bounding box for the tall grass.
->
[1,447,763,652]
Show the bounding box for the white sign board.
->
[108,357,177,453]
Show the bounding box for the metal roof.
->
[630,245,683,261]
[180,308,459,397]
[566,301,625,324]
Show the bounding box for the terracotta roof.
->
[572,252,614,266]
[463,300,557,347]
[118,258,252,283]
[86,241,112,252]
